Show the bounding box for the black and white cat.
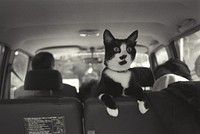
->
[96,29,149,117]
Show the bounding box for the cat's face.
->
[103,29,138,71]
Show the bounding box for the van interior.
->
[0,0,200,134]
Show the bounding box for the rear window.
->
[38,46,150,89]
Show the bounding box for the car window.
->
[130,53,150,68]
[10,50,30,99]
[155,46,169,65]
[175,30,200,81]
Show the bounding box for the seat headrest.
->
[24,70,63,91]
[130,67,155,87]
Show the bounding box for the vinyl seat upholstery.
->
[0,97,83,134]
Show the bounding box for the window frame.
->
[0,43,10,99]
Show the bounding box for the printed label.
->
[24,116,65,134]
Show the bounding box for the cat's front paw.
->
[106,107,119,117]
[137,100,149,114]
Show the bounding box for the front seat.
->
[14,70,77,99]
[130,67,155,88]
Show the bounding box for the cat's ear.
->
[103,29,115,45]
[127,30,138,43]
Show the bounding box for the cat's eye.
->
[113,47,120,52]
[127,47,132,52]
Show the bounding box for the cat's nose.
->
[120,55,127,60]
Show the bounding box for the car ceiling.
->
[0,0,199,55]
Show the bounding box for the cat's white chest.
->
[105,69,131,89]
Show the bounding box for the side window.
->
[175,30,200,81]
[10,50,30,99]
[154,46,169,65]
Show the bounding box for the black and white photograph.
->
[0,0,199,133]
